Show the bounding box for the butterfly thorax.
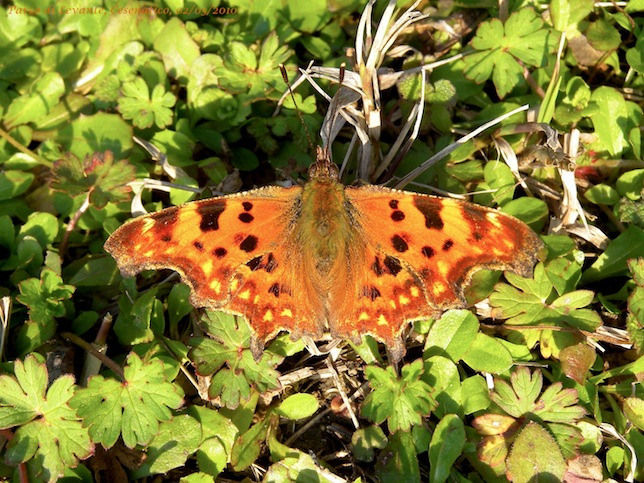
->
[298,176,354,285]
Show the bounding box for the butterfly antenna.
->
[279,64,317,157]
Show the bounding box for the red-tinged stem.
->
[59,192,91,259]
[60,330,125,382]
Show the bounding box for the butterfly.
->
[105,146,542,362]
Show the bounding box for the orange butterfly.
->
[105,146,542,361]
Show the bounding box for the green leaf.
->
[70,352,184,448]
[264,446,344,482]
[275,394,319,420]
[582,226,644,282]
[153,17,200,83]
[50,151,136,208]
[18,212,59,248]
[351,425,388,462]
[483,161,516,206]
[215,32,290,99]
[586,18,621,51]
[230,414,273,471]
[113,289,157,346]
[0,170,35,201]
[58,112,133,160]
[616,169,644,200]
[424,309,478,361]
[375,431,420,483]
[361,359,435,433]
[590,87,631,156]
[189,312,282,409]
[550,0,594,32]
[502,197,549,229]
[118,78,176,129]
[623,397,644,431]
[189,406,238,478]
[131,414,202,477]
[626,36,644,73]
[550,290,594,310]
[4,72,65,129]
[545,256,582,296]
[284,0,331,33]
[584,183,620,205]
[167,283,193,328]
[506,422,566,483]
[0,355,92,482]
[461,375,491,414]
[465,9,554,98]
[462,333,513,374]
[627,259,644,351]
[491,262,600,333]
[491,367,585,424]
[423,356,462,418]
[429,414,465,483]
[15,268,75,354]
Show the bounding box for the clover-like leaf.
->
[473,367,585,472]
[361,359,435,433]
[70,352,184,449]
[464,9,556,98]
[16,268,75,326]
[118,77,176,129]
[216,32,291,98]
[50,151,136,208]
[0,355,93,482]
[491,368,586,424]
[15,268,75,354]
[490,263,601,334]
[189,311,282,409]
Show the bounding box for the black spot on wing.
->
[388,199,405,221]
[383,256,402,276]
[371,257,384,276]
[392,234,408,252]
[391,210,405,221]
[246,253,278,273]
[213,247,227,259]
[372,255,403,277]
[193,241,204,251]
[161,234,172,242]
[239,235,258,252]
[242,201,253,211]
[238,212,254,223]
[414,198,444,230]
[362,286,381,301]
[421,246,435,259]
[197,202,226,232]
[246,256,262,271]
[268,283,280,298]
[264,253,278,273]
[442,240,454,251]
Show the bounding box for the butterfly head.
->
[309,146,339,181]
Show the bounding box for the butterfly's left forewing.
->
[105,186,325,354]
